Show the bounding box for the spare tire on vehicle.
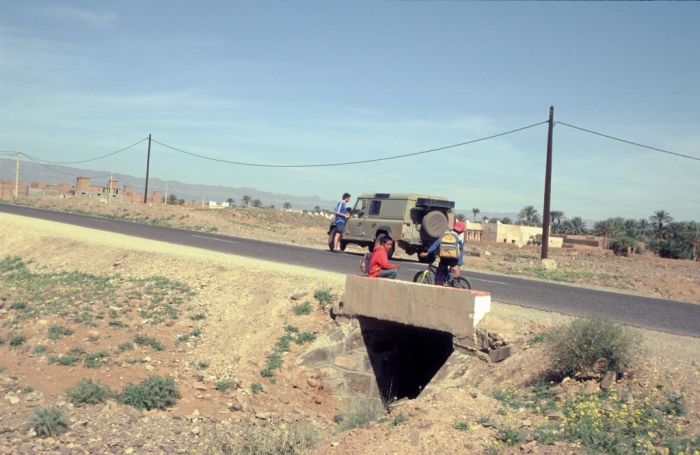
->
[420,210,448,240]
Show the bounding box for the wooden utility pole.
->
[108,172,113,204]
[164,182,168,204]
[541,106,554,260]
[144,134,152,204]
[14,151,20,200]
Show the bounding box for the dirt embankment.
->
[0,212,698,454]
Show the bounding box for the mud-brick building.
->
[0,180,28,200]
[462,220,564,248]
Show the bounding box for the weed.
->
[478,415,495,426]
[10,301,28,310]
[295,331,316,344]
[176,328,202,345]
[206,419,319,455]
[453,421,471,431]
[292,301,313,316]
[492,389,523,409]
[266,352,282,370]
[260,368,274,378]
[108,320,128,328]
[391,413,407,426]
[549,317,642,376]
[66,379,112,405]
[84,351,109,368]
[661,392,686,416]
[196,360,210,370]
[189,313,206,321]
[214,379,234,391]
[48,325,74,340]
[30,406,70,438]
[133,335,165,351]
[117,342,134,352]
[9,334,27,347]
[527,331,551,345]
[32,345,48,355]
[496,427,523,446]
[313,288,334,306]
[534,424,560,445]
[118,375,180,410]
[48,354,80,367]
[337,399,385,431]
[250,382,263,394]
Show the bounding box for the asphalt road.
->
[2,202,699,338]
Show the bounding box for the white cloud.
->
[36,6,117,29]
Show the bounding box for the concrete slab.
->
[340,275,491,337]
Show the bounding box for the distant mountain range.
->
[0,159,336,211]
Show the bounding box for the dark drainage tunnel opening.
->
[359,316,454,401]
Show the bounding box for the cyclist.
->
[419,220,465,285]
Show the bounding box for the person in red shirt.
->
[368,236,399,279]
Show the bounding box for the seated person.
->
[368,236,399,279]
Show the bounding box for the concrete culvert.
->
[420,210,448,240]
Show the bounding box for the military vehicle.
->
[327,193,455,260]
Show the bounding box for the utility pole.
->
[541,106,554,260]
[108,172,113,204]
[14,151,20,200]
[144,134,152,204]
[164,182,168,205]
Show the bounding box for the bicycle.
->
[412,259,472,289]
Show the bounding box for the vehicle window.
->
[369,200,381,216]
[353,199,368,217]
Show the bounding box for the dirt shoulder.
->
[1,212,698,454]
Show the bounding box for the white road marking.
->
[469,277,509,285]
[191,234,239,244]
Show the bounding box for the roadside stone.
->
[541,259,557,270]
[290,292,308,301]
[25,391,44,402]
[488,345,514,363]
[584,380,600,395]
[600,371,616,391]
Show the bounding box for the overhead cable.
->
[557,121,700,162]
[152,120,549,168]
[20,137,149,165]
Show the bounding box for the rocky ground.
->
[0,206,698,454]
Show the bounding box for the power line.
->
[19,153,111,179]
[20,137,149,165]
[557,121,700,162]
[152,120,549,168]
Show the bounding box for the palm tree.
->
[501,217,512,224]
[242,195,252,207]
[471,208,480,222]
[550,210,565,233]
[456,213,466,222]
[567,217,587,235]
[517,205,540,226]
[283,202,292,210]
[650,210,673,235]
[593,219,616,248]
[252,198,262,208]
[226,198,235,208]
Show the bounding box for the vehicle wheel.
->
[327,228,337,251]
[451,277,472,289]
[339,240,347,251]
[413,270,433,285]
[386,243,395,259]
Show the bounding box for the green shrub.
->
[548,317,641,376]
[250,383,263,394]
[118,375,180,410]
[48,325,74,340]
[214,379,234,391]
[453,421,471,431]
[662,392,687,416]
[30,406,70,438]
[496,427,523,445]
[66,379,112,405]
[313,288,334,306]
[337,399,385,431]
[48,354,80,366]
[492,389,523,409]
[292,302,313,316]
[32,345,48,355]
[534,424,560,445]
[133,335,165,351]
[295,332,316,344]
[117,342,134,352]
[391,413,407,426]
[9,334,26,347]
[84,351,109,368]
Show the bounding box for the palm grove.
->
[479,206,699,261]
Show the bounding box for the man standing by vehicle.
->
[368,236,399,279]
[419,221,465,285]
[332,193,351,253]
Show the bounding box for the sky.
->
[1,1,699,222]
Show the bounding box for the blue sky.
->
[1,1,698,221]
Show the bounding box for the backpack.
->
[359,252,372,276]
[438,232,460,259]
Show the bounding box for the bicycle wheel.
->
[451,277,472,289]
[413,270,433,285]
